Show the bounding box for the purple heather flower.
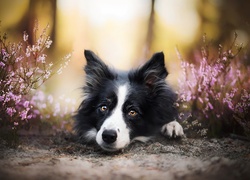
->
[20,108,30,120]
[23,101,30,108]
[53,103,60,117]
[0,95,4,102]
[26,71,33,77]
[25,47,31,57]
[47,95,53,104]
[37,54,46,63]
[45,39,52,48]
[208,102,214,110]
[0,61,5,67]
[23,32,28,42]
[15,56,23,63]
[6,107,16,117]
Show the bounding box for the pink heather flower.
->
[236,70,241,77]
[23,32,29,41]
[215,93,221,100]
[18,77,24,83]
[20,108,30,120]
[0,95,4,102]
[57,67,63,74]
[19,67,24,73]
[1,48,5,54]
[186,93,192,101]
[2,49,9,61]
[26,71,33,77]
[14,95,22,104]
[5,80,11,86]
[37,37,43,45]
[14,122,19,126]
[20,111,27,120]
[53,103,60,116]
[44,70,51,79]
[5,92,16,102]
[210,77,217,86]
[37,54,46,63]
[198,97,204,104]
[20,84,26,91]
[15,56,23,63]
[27,114,33,119]
[25,47,31,57]
[198,85,202,92]
[36,69,44,74]
[41,103,46,109]
[223,96,234,110]
[0,61,5,67]
[45,39,52,48]
[23,101,30,108]
[230,88,238,98]
[9,71,15,77]
[241,89,250,102]
[7,92,14,100]
[6,107,16,117]
[47,95,53,104]
[31,44,37,52]
[208,102,214,110]
[4,95,10,103]
[33,91,45,101]
[222,56,227,61]
[33,109,40,115]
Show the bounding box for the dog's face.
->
[95,84,135,151]
[75,50,177,151]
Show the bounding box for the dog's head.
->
[75,50,177,151]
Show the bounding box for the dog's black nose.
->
[102,130,117,144]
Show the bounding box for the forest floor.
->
[0,131,250,180]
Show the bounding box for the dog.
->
[74,50,184,151]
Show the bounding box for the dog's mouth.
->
[99,141,130,152]
[100,144,121,152]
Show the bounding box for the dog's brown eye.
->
[128,110,137,117]
[100,105,108,112]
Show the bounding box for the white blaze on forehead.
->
[101,84,128,130]
[109,84,128,127]
[96,84,131,150]
[117,85,128,110]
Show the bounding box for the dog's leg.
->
[161,121,184,138]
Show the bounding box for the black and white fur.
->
[74,50,184,151]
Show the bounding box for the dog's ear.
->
[84,50,116,80]
[130,52,168,87]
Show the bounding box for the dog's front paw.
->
[161,121,184,138]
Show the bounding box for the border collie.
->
[74,50,184,151]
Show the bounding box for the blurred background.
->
[1,0,250,106]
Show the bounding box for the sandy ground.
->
[0,133,250,180]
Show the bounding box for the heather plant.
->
[0,24,71,135]
[177,34,250,137]
[30,90,76,133]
